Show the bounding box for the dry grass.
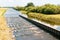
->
[0,16,15,40]
[28,13,60,25]
[0,8,7,16]
[20,11,27,14]
[47,14,60,18]
[0,8,15,40]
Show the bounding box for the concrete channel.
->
[4,8,59,40]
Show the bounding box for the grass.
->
[0,8,7,16]
[0,8,15,40]
[20,10,60,25]
[0,17,15,40]
[20,10,28,14]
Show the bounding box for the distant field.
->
[0,8,7,16]
[20,10,60,25]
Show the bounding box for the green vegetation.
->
[25,2,34,7]
[14,2,60,25]
[14,6,25,11]
[20,11,27,14]
[28,13,60,25]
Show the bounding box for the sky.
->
[0,0,60,7]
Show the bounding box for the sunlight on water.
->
[4,8,20,17]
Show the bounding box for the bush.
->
[35,4,60,14]
[15,4,60,14]
[26,4,60,14]
[25,2,34,7]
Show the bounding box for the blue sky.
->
[0,0,60,7]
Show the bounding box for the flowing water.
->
[4,8,58,40]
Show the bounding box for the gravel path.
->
[5,16,58,40]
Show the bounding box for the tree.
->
[38,4,60,14]
[25,2,34,7]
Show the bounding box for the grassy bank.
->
[20,11,28,14]
[15,3,60,25]
[0,17,15,40]
[20,10,60,25]
[0,8,15,40]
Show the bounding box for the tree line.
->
[14,2,60,14]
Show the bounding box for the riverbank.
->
[0,8,15,40]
